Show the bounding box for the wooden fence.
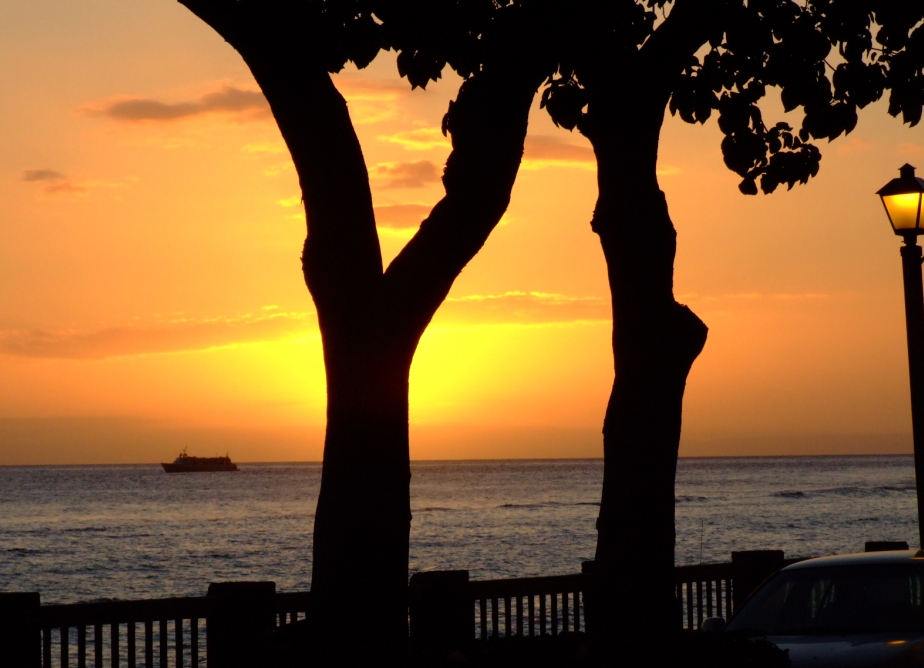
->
[39,597,208,668]
[3,551,791,667]
[26,591,313,668]
[462,561,743,641]
[675,562,735,630]
[469,574,583,640]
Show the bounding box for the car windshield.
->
[725,564,924,635]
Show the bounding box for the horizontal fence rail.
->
[469,574,584,640]
[30,592,314,668]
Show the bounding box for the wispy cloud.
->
[241,142,294,176]
[241,141,295,176]
[262,162,294,177]
[336,76,407,99]
[522,135,595,169]
[370,160,441,189]
[21,168,90,197]
[278,197,433,229]
[772,293,829,300]
[677,292,829,305]
[838,138,872,155]
[520,135,679,175]
[242,142,285,155]
[378,127,450,151]
[22,169,67,182]
[277,195,302,208]
[896,142,924,155]
[0,294,610,360]
[42,182,89,196]
[336,75,408,125]
[374,203,432,228]
[436,291,610,325]
[79,85,270,123]
[0,312,316,360]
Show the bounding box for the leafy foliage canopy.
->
[539,0,924,194]
[214,1,923,195]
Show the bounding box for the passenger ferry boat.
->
[161,449,238,473]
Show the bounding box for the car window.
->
[726,564,924,635]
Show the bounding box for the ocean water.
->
[0,456,918,604]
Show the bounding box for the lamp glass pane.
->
[883,193,923,231]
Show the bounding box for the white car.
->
[721,551,924,667]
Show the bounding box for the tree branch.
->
[177,0,238,43]
[638,0,728,96]
[260,61,383,315]
[177,0,383,317]
[381,67,542,335]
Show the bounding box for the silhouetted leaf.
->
[739,177,759,195]
[541,78,588,131]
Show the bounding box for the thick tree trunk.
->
[586,99,708,661]
[309,324,416,662]
[569,4,732,662]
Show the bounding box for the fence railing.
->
[39,596,209,668]
[469,573,584,640]
[274,592,311,628]
[4,550,793,667]
[675,562,735,630]
[673,553,806,630]
[6,588,314,668]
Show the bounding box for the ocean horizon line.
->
[0,452,915,468]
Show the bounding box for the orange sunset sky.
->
[2,1,924,464]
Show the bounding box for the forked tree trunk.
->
[585,94,708,661]
[173,5,542,661]
[299,70,539,662]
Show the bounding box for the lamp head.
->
[878,164,924,237]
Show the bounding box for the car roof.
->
[783,550,924,570]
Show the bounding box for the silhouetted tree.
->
[541,0,924,660]
[176,0,550,662]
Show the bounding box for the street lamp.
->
[878,163,924,549]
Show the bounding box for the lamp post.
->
[878,163,924,549]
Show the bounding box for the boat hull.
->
[161,462,239,473]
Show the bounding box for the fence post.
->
[865,541,909,552]
[409,570,471,659]
[580,561,597,637]
[0,592,41,668]
[206,581,276,668]
[731,550,784,610]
